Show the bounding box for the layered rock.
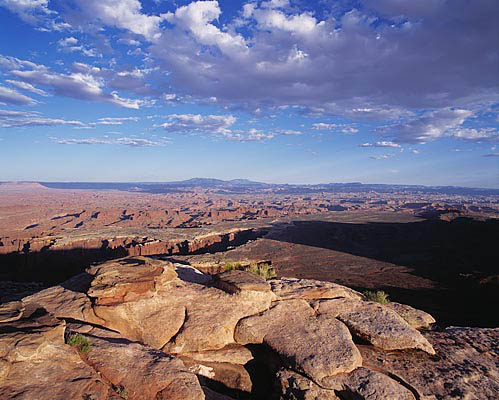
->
[0,256,494,400]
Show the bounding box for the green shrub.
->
[364,290,390,304]
[114,386,129,399]
[66,333,91,353]
[222,261,276,280]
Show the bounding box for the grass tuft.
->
[364,290,390,304]
[66,333,91,353]
[222,261,276,280]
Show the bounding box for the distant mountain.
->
[35,180,499,196]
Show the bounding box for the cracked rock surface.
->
[0,256,496,400]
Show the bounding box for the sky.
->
[0,0,498,187]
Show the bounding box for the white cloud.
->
[370,154,393,160]
[482,153,499,157]
[0,109,86,128]
[70,0,165,41]
[0,55,148,108]
[160,113,236,135]
[378,108,476,144]
[0,85,36,105]
[55,136,169,147]
[360,141,401,148]
[94,117,139,125]
[312,122,358,134]
[0,0,51,23]
[5,80,49,96]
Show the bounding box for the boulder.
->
[22,284,103,325]
[271,277,364,301]
[0,310,109,400]
[67,323,205,400]
[214,269,272,294]
[235,300,362,386]
[359,327,499,400]
[178,344,253,365]
[316,298,435,354]
[385,302,436,329]
[324,367,416,400]
[0,300,24,323]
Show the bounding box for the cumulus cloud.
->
[0,55,150,108]
[160,113,236,135]
[0,109,86,128]
[64,0,166,41]
[0,0,51,23]
[360,141,401,148]
[378,108,499,143]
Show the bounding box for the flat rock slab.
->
[214,270,271,294]
[0,300,24,323]
[162,281,273,353]
[68,323,205,400]
[178,344,253,365]
[316,298,435,354]
[235,299,362,385]
[87,256,177,304]
[0,311,109,400]
[324,367,416,400]
[22,285,103,325]
[385,302,436,330]
[359,327,499,400]
[271,277,364,301]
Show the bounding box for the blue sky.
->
[0,0,498,187]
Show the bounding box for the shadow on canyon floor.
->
[268,217,499,327]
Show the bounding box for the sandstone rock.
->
[359,327,499,400]
[271,277,364,301]
[180,356,252,393]
[22,284,103,325]
[87,256,177,304]
[275,368,341,400]
[385,302,436,329]
[178,344,253,365]
[0,300,24,323]
[68,323,205,400]
[162,281,273,353]
[316,298,435,354]
[175,263,213,285]
[214,269,271,294]
[324,367,416,400]
[0,311,109,400]
[235,300,362,386]
[93,297,186,349]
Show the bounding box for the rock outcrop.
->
[0,256,495,399]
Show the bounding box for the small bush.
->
[114,386,129,399]
[222,261,276,280]
[364,290,390,304]
[66,333,91,353]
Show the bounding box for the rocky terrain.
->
[1,256,497,400]
[1,182,498,328]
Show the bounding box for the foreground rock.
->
[359,327,499,400]
[235,299,362,386]
[0,256,495,399]
[0,310,110,400]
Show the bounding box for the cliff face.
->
[1,256,496,400]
